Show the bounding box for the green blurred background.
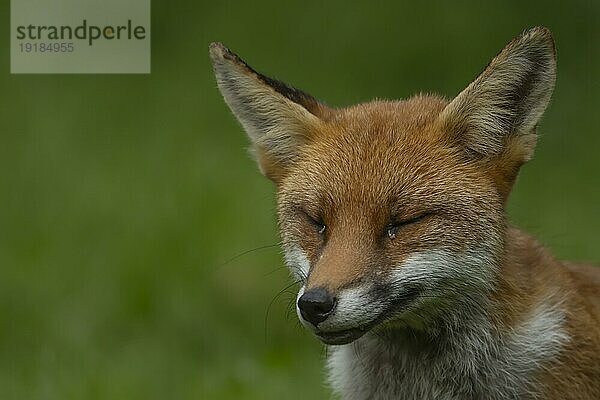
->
[1,1,598,399]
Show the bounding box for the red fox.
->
[210,27,600,399]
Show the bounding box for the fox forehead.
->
[278,96,494,216]
[310,96,450,154]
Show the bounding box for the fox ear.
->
[209,43,328,182]
[439,27,556,163]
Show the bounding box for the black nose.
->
[297,287,336,326]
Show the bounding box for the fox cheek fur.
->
[211,27,600,400]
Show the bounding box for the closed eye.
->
[386,213,430,240]
[301,210,326,235]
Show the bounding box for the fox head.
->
[210,27,556,345]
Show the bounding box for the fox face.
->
[210,27,556,345]
[275,103,508,344]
